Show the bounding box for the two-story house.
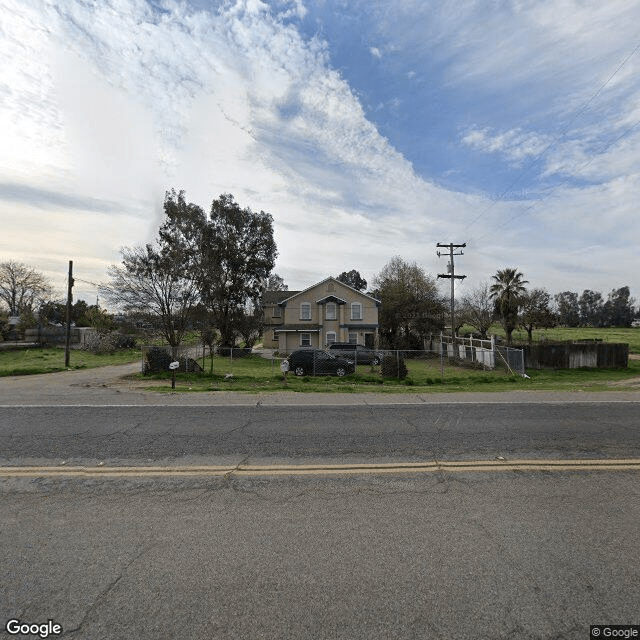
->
[262,277,380,352]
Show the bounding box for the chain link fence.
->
[140,340,526,381]
[141,345,204,374]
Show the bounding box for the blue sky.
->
[1,0,639,306]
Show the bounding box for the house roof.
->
[277,277,381,305]
[261,290,300,305]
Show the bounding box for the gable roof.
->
[261,290,300,305]
[278,277,380,305]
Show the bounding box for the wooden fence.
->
[520,342,629,369]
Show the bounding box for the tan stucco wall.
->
[264,278,379,352]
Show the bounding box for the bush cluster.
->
[81,332,136,354]
[142,346,203,374]
[381,354,408,379]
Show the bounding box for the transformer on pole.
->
[437,243,466,338]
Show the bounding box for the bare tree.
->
[102,244,200,353]
[519,288,556,342]
[460,283,494,338]
[0,261,53,316]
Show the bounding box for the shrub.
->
[381,354,408,379]
[80,331,137,354]
[142,346,203,374]
[143,346,173,373]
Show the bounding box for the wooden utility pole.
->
[437,243,466,338]
[64,260,74,367]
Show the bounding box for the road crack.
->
[61,543,153,637]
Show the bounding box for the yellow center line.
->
[0,459,639,477]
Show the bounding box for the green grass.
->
[0,347,141,376]
[5,325,640,393]
[140,352,640,394]
[466,324,640,354]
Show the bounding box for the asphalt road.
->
[1,366,639,639]
[1,471,639,640]
[1,402,639,465]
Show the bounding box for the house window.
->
[272,306,281,318]
[326,302,336,320]
[300,333,311,347]
[300,302,311,320]
[351,302,362,320]
[326,331,336,345]
[348,332,358,344]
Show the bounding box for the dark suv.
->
[328,343,382,365]
[284,349,356,377]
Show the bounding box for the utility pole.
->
[64,260,74,367]
[437,243,466,338]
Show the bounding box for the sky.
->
[1,0,639,307]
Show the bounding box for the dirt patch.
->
[607,377,640,387]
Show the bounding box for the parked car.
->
[328,342,383,365]
[284,349,356,377]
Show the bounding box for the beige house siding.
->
[261,277,380,352]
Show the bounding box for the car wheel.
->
[294,366,305,376]
[372,356,380,365]
[336,367,347,377]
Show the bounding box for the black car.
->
[327,343,383,365]
[284,349,356,377]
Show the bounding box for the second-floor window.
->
[351,302,362,320]
[326,302,336,320]
[300,302,311,320]
[272,306,281,318]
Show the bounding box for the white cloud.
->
[462,127,552,164]
[0,0,638,303]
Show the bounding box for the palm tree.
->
[489,268,528,344]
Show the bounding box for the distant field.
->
[466,325,640,354]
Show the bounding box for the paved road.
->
[1,365,639,639]
[1,402,640,466]
[1,471,638,640]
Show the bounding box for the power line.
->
[470,115,640,244]
[463,39,640,234]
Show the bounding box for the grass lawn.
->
[4,326,640,392]
[0,347,141,377]
[477,324,640,354]
[140,352,640,394]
